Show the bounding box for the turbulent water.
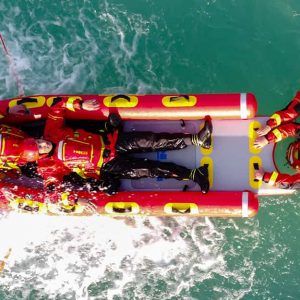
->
[1,1,300,299]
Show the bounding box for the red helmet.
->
[286,141,300,169]
[19,138,39,162]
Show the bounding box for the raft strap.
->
[111,95,131,102]
[169,95,189,102]
[253,163,259,182]
[171,207,191,214]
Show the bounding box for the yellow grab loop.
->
[9,96,46,109]
[164,203,198,215]
[105,202,140,214]
[249,156,262,189]
[249,120,261,154]
[162,95,197,107]
[59,192,84,214]
[103,95,138,108]
[66,96,83,112]
[10,198,47,214]
[200,157,213,188]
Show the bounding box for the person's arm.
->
[256,91,300,137]
[256,167,300,188]
[44,98,100,144]
[259,122,300,145]
[268,92,300,127]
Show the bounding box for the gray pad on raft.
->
[120,118,292,195]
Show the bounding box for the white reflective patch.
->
[242,192,249,217]
[57,141,64,160]
[240,93,248,119]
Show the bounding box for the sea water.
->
[0,1,300,299]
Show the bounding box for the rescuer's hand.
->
[82,99,100,111]
[254,167,264,181]
[256,125,271,137]
[76,198,98,213]
[254,136,269,149]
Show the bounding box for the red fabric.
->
[263,171,300,187]
[0,125,28,165]
[19,138,39,163]
[265,123,300,143]
[266,91,300,129]
[38,98,117,187]
[263,91,300,187]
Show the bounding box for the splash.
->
[0,212,233,300]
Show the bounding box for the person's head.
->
[20,138,53,162]
[35,139,53,154]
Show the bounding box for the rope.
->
[0,33,24,96]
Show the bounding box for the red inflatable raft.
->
[0,93,262,218]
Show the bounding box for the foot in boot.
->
[189,164,209,194]
[191,116,213,148]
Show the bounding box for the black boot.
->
[189,164,210,194]
[191,116,213,149]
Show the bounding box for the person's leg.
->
[116,116,213,153]
[101,156,209,193]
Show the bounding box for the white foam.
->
[0,213,230,299]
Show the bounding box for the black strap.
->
[111,94,131,102]
[112,206,132,213]
[16,97,38,105]
[171,206,191,214]
[169,95,189,102]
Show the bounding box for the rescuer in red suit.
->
[0,124,41,176]
[254,91,300,188]
[22,97,212,195]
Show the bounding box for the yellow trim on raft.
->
[200,156,213,188]
[162,95,197,107]
[9,96,46,109]
[10,198,48,214]
[103,95,138,108]
[249,121,261,154]
[9,195,84,214]
[164,203,198,215]
[249,156,262,189]
[105,202,140,214]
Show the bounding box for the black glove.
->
[47,183,57,192]
[105,113,122,132]
[100,178,120,196]
[20,162,41,179]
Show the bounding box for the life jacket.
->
[0,128,27,170]
[55,138,106,177]
[286,141,300,170]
